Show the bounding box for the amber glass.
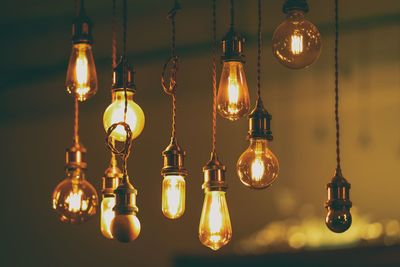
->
[52,169,98,224]
[65,43,98,101]
[162,175,186,219]
[272,11,321,69]
[326,208,352,233]
[217,61,250,121]
[199,191,232,250]
[100,197,116,239]
[111,214,141,243]
[103,91,145,142]
[237,139,279,189]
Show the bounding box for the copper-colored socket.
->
[325,169,352,211]
[222,27,245,63]
[202,153,227,192]
[248,98,273,141]
[113,178,139,215]
[102,166,123,197]
[161,138,187,177]
[65,144,87,170]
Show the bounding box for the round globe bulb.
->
[111,214,141,242]
[237,139,279,189]
[272,10,321,69]
[52,169,98,224]
[103,90,145,142]
[326,208,352,233]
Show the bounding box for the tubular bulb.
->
[162,175,186,219]
[199,191,232,251]
[66,43,98,101]
[217,61,250,121]
[100,197,116,239]
[103,90,145,142]
[272,10,321,69]
[237,139,279,189]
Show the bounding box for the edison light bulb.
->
[237,139,279,189]
[199,191,232,250]
[111,214,141,242]
[52,169,98,224]
[272,10,321,69]
[100,197,116,239]
[217,61,250,121]
[103,90,145,142]
[66,43,98,101]
[162,175,185,219]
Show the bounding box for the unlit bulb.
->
[111,214,141,242]
[237,139,279,189]
[199,191,232,251]
[103,90,145,142]
[272,10,321,69]
[217,61,250,121]
[162,175,185,219]
[100,197,116,239]
[326,208,352,233]
[66,43,97,101]
[52,169,98,224]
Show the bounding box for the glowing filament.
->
[228,77,240,114]
[75,51,90,97]
[162,175,185,219]
[65,190,88,212]
[291,33,303,55]
[251,158,265,182]
[100,197,116,239]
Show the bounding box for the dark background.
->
[1,0,399,266]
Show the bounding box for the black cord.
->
[257,0,261,99]
[334,0,341,171]
[230,0,234,28]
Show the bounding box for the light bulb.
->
[111,214,141,242]
[272,10,321,69]
[217,61,250,121]
[199,191,232,251]
[237,139,279,189]
[326,208,352,233]
[162,175,185,219]
[52,169,98,224]
[103,90,145,142]
[100,197,116,239]
[66,43,98,101]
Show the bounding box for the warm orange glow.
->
[103,91,145,142]
[217,61,250,121]
[199,191,232,250]
[66,43,97,101]
[290,32,303,55]
[65,189,88,212]
[162,175,185,219]
[100,197,116,239]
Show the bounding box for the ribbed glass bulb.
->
[162,175,186,219]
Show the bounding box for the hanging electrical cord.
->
[325,0,352,234]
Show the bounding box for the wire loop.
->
[161,56,179,95]
[106,122,132,157]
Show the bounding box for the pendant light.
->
[272,0,321,69]
[199,0,232,251]
[325,0,352,233]
[237,0,279,190]
[65,0,98,101]
[160,0,188,220]
[216,0,250,121]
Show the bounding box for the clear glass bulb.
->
[272,10,321,69]
[65,43,98,101]
[162,175,185,219]
[100,197,116,239]
[237,139,279,189]
[217,61,250,121]
[199,191,232,251]
[103,90,145,142]
[111,214,141,242]
[52,169,98,224]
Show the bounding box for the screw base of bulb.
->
[65,143,87,170]
[161,137,187,177]
[248,98,273,140]
[102,166,122,197]
[283,0,309,14]
[114,177,139,215]
[71,5,94,44]
[222,28,245,62]
[202,153,227,192]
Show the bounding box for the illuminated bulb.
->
[100,197,116,239]
[217,61,250,121]
[52,169,98,224]
[237,139,279,189]
[162,175,185,219]
[111,214,141,242]
[66,43,98,101]
[272,10,321,69]
[199,191,232,250]
[103,90,145,142]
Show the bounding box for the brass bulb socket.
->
[112,57,136,92]
[161,138,188,177]
[283,0,309,14]
[102,166,123,197]
[71,6,93,44]
[114,177,139,215]
[202,153,227,192]
[248,98,273,140]
[325,169,352,211]
[65,144,87,170]
[222,27,245,62]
